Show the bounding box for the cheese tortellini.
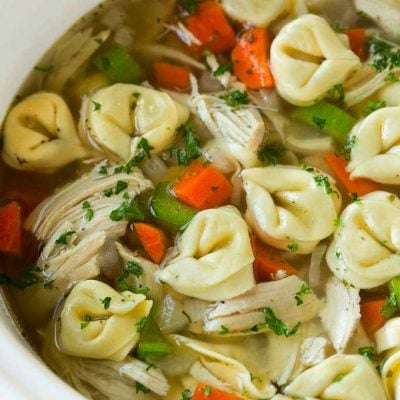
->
[58,280,152,361]
[347,107,400,184]
[270,14,360,106]
[2,92,90,172]
[326,191,400,289]
[221,0,291,27]
[376,317,400,354]
[242,165,342,254]
[158,206,255,301]
[284,354,386,400]
[381,350,400,400]
[81,83,189,160]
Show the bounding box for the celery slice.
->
[137,318,170,359]
[291,101,357,144]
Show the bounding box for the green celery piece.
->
[137,318,170,359]
[291,101,357,144]
[94,48,143,83]
[390,277,400,304]
[150,182,197,232]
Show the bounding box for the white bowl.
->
[0,1,101,398]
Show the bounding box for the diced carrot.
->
[324,154,381,196]
[172,161,232,210]
[134,223,168,264]
[192,385,242,400]
[154,62,191,91]
[231,28,274,89]
[361,299,386,336]
[346,28,367,60]
[0,201,23,255]
[184,1,236,53]
[251,237,297,282]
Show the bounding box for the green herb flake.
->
[181,389,192,400]
[109,198,145,221]
[135,382,151,394]
[288,242,299,254]
[385,72,400,82]
[138,137,153,159]
[145,363,156,372]
[220,90,250,107]
[115,180,128,195]
[388,194,396,202]
[314,175,338,196]
[98,165,108,175]
[364,100,386,115]
[333,218,343,228]
[368,37,400,72]
[261,307,301,337]
[95,38,104,45]
[34,65,53,73]
[100,296,112,310]
[213,62,233,77]
[127,261,143,277]
[294,283,312,306]
[133,92,141,99]
[328,84,345,102]
[219,325,230,335]
[80,315,92,330]
[336,135,356,161]
[55,230,76,245]
[312,116,326,130]
[202,386,212,397]
[104,189,114,197]
[92,101,102,111]
[330,22,345,33]
[358,346,377,362]
[169,123,202,166]
[333,373,345,383]
[257,143,286,165]
[0,265,42,290]
[180,0,197,14]
[82,201,94,221]
[381,291,398,318]
[351,192,362,204]
[136,316,148,333]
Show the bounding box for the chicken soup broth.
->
[1,0,400,399]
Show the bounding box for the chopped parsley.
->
[213,62,232,77]
[368,37,400,72]
[133,92,141,99]
[127,261,143,277]
[55,230,76,245]
[117,261,148,295]
[138,137,153,159]
[219,325,230,335]
[388,194,396,202]
[181,389,192,400]
[180,0,197,14]
[202,386,212,397]
[312,116,326,130]
[104,189,113,197]
[109,198,145,221]
[257,143,286,165]
[168,123,202,166]
[288,242,299,254]
[135,382,151,394]
[220,90,250,107]
[100,297,112,310]
[136,316,148,333]
[382,291,398,318]
[314,175,338,196]
[95,38,104,45]
[82,201,94,221]
[115,180,128,195]
[385,72,400,82]
[333,218,343,228]
[330,22,345,33]
[328,84,345,102]
[80,315,92,330]
[295,283,312,306]
[336,135,356,161]
[351,192,361,204]
[92,101,102,111]
[34,65,53,73]
[259,307,301,337]
[0,265,42,290]
[364,100,386,115]
[98,165,108,175]
[358,346,377,362]
[332,373,345,383]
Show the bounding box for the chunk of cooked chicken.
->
[300,336,332,367]
[321,278,361,353]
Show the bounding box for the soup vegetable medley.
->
[5,0,400,398]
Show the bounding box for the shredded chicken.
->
[205,54,235,88]
[321,277,361,353]
[300,336,332,368]
[165,22,202,46]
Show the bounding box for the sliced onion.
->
[154,294,189,334]
[140,156,168,183]
[308,244,327,289]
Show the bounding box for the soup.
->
[1,0,400,399]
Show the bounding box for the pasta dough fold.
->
[59,280,152,361]
[158,206,255,301]
[81,83,189,160]
[242,165,341,254]
[348,106,400,184]
[284,354,386,400]
[326,191,400,289]
[2,92,89,172]
[270,14,360,106]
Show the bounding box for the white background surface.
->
[0,1,101,398]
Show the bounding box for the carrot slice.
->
[172,161,232,210]
[251,237,297,282]
[154,62,191,91]
[324,154,381,196]
[184,1,236,53]
[361,299,386,337]
[231,28,274,89]
[0,201,23,255]
[134,223,168,264]
[346,28,367,60]
[192,385,242,400]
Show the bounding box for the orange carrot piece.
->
[346,28,367,59]
[0,202,23,255]
[231,28,274,89]
[172,161,232,210]
[361,299,386,336]
[184,1,236,53]
[192,385,242,400]
[154,62,191,91]
[251,237,297,282]
[134,223,168,264]
[324,154,381,196]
